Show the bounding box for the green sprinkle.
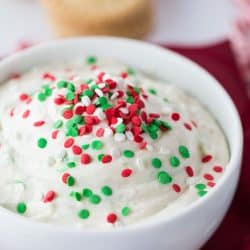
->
[127,67,136,75]
[73,115,84,124]
[66,127,78,137]
[83,89,94,98]
[16,202,27,214]
[91,140,103,150]
[67,162,76,168]
[37,138,47,149]
[126,96,135,104]
[86,56,97,65]
[97,154,104,161]
[67,176,75,186]
[81,144,90,150]
[98,96,108,105]
[53,119,63,129]
[116,123,126,133]
[66,91,75,101]
[195,183,206,190]
[82,188,93,198]
[78,209,90,219]
[123,150,135,158]
[169,156,180,167]
[198,190,207,197]
[89,194,101,205]
[74,192,82,201]
[151,158,162,168]
[141,123,148,132]
[161,121,172,130]
[149,88,157,95]
[38,92,46,102]
[67,82,75,92]
[149,132,158,140]
[121,206,131,217]
[57,80,68,89]
[178,145,190,158]
[157,171,172,184]
[101,186,112,196]
[44,87,52,96]
[65,119,76,129]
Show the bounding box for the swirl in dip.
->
[0,57,229,228]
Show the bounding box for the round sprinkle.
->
[81,154,91,164]
[53,120,63,129]
[121,168,132,178]
[185,166,194,177]
[116,123,126,133]
[16,202,27,214]
[123,150,135,158]
[89,194,101,205]
[101,186,112,196]
[64,138,74,148]
[213,166,223,173]
[107,213,117,224]
[78,209,90,219]
[203,173,214,181]
[172,184,181,193]
[121,207,131,217]
[63,109,73,119]
[91,140,103,150]
[33,120,45,127]
[72,145,82,155]
[169,156,180,167]
[37,138,47,149]
[151,158,162,168]
[67,176,75,186]
[19,93,29,101]
[43,190,56,203]
[67,161,76,168]
[38,92,46,102]
[82,188,93,198]
[202,155,213,163]
[86,56,97,65]
[198,190,207,197]
[157,171,172,184]
[171,113,180,121]
[74,192,82,201]
[178,145,190,158]
[195,183,206,190]
[101,155,112,163]
[62,173,70,184]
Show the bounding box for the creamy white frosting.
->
[0,59,229,228]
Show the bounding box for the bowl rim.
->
[0,36,243,234]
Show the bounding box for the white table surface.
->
[0,0,236,54]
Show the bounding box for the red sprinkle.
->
[131,116,141,126]
[42,73,56,81]
[121,168,132,178]
[62,173,70,184]
[10,108,15,117]
[64,138,74,148]
[171,113,180,121]
[101,155,112,164]
[19,93,29,101]
[43,190,56,203]
[81,154,91,164]
[63,109,73,119]
[207,182,216,187]
[96,128,104,137]
[22,110,30,119]
[172,184,181,193]
[213,166,223,173]
[54,97,65,105]
[184,123,192,131]
[51,130,59,139]
[33,120,45,127]
[74,105,85,115]
[204,173,214,181]
[79,125,92,136]
[120,72,128,79]
[202,155,213,163]
[139,141,147,150]
[107,213,117,224]
[72,145,82,155]
[86,104,96,114]
[185,166,194,177]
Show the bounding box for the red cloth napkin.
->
[166,41,250,250]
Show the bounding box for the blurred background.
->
[0,0,237,53]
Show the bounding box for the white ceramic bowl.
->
[0,37,243,250]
